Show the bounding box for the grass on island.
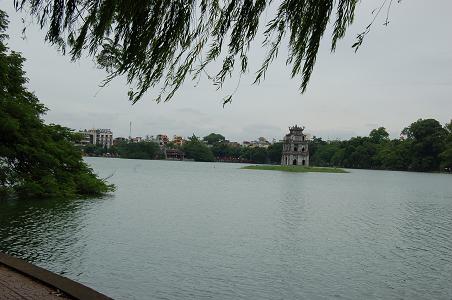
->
[241,165,348,173]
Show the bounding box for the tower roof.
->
[289,125,304,130]
[288,125,305,135]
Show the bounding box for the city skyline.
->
[78,126,278,144]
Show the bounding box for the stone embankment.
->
[0,252,112,300]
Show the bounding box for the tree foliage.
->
[203,133,226,145]
[83,144,108,156]
[439,120,452,170]
[369,127,389,143]
[111,141,161,159]
[13,0,372,104]
[310,119,452,172]
[78,120,452,173]
[211,142,241,159]
[267,142,283,163]
[401,119,446,171]
[183,135,215,162]
[240,147,268,164]
[205,133,280,164]
[187,121,452,172]
[0,10,114,199]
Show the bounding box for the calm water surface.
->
[1,158,451,299]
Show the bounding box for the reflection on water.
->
[1,158,451,299]
[0,197,110,277]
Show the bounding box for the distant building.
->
[257,137,271,148]
[165,149,185,160]
[79,131,94,146]
[80,128,113,148]
[144,135,155,142]
[281,125,309,166]
[96,129,113,148]
[130,136,142,143]
[113,137,128,146]
[172,135,185,146]
[227,141,241,148]
[242,138,270,148]
[156,134,169,147]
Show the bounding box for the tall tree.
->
[183,135,215,162]
[203,133,226,145]
[439,120,452,170]
[240,147,268,164]
[0,10,113,199]
[369,127,389,143]
[402,119,447,171]
[267,142,283,164]
[12,0,394,104]
[112,141,161,159]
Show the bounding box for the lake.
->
[1,157,451,299]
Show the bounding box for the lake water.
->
[1,158,451,299]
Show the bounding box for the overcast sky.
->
[3,1,451,142]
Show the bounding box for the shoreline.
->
[241,165,348,173]
[83,157,452,174]
[0,252,112,300]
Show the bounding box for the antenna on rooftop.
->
[129,121,132,139]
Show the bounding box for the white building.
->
[130,136,142,143]
[79,129,113,148]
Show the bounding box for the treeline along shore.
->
[83,134,283,165]
[310,119,451,173]
[83,118,452,173]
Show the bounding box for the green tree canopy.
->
[369,127,389,143]
[402,119,446,171]
[0,10,113,199]
[203,133,226,145]
[240,147,268,164]
[439,120,452,170]
[183,135,215,162]
[308,121,451,172]
[267,142,283,163]
[112,141,161,159]
[84,144,107,156]
[13,0,388,104]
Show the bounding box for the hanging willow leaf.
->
[13,0,391,104]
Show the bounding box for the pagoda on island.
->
[281,125,309,166]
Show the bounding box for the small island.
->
[241,165,348,173]
[241,125,347,173]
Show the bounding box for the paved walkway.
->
[0,264,72,299]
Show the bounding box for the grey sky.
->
[2,1,451,142]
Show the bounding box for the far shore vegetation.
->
[0,11,114,200]
[241,165,348,173]
[85,118,452,174]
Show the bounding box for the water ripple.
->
[1,159,451,299]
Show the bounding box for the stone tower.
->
[281,125,309,166]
